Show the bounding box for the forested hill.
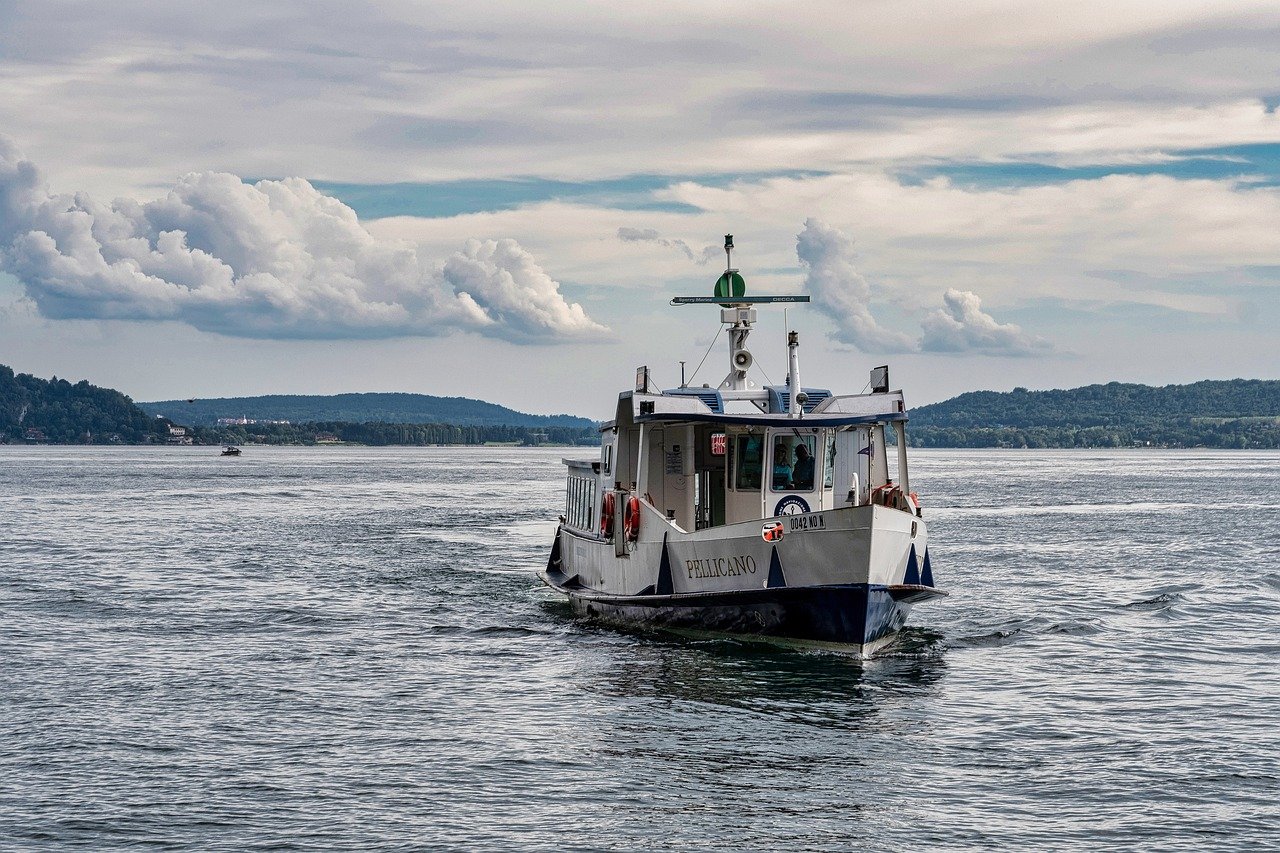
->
[0,365,169,443]
[908,379,1280,448]
[140,392,595,429]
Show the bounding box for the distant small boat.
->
[220,446,242,456]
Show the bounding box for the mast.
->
[668,235,810,401]
[718,234,755,393]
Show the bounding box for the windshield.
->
[770,435,817,492]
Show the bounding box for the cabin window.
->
[732,434,764,491]
[602,443,613,476]
[770,435,817,492]
[824,432,836,489]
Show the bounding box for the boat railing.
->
[564,461,598,534]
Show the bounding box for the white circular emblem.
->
[773,496,810,516]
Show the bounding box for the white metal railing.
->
[564,462,598,534]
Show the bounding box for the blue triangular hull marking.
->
[904,544,921,586]
[656,533,674,595]
[920,548,934,587]
[546,529,562,573]
[767,546,787,588]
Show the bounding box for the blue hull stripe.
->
[655,533,674,595]
[920,548,935,587]
[904,544,921,586]
[562,584,911,648]
[766,546,787,589]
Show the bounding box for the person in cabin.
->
[772,442,793,489]
[792,443,815,490]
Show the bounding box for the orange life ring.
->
[872,483,910,510]
[623,495,642,541]
[600,491,616,537]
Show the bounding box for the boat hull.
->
[541,503,943,656]
[554,581,913,655]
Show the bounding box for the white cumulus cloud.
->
[443,238,609,342]
[797,218,1052,356]
[0,139,606,342]
[796,218,917,353]
[920,288,1050,355]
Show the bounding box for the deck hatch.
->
[664,388,724,413]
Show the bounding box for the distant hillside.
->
[140,392,596,429]
[909,379,1280,448]
[0,365,168,444]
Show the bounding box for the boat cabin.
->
[562,237,918,542]
[564,376,916,539]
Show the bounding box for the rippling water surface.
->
[2,447,1278,850]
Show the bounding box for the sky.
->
[1,1,1278,417]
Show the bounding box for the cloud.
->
[0,139,606,341]
[617,226,718,264]
[443,238,609,342]
[797,218,1052,356]
[796,218,918,352]
[920,288,1051,355]
[5,2,1280,201]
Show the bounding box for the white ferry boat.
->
[540,236,944,655]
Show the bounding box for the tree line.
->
[5,363,1275,449]
[192,421,599,446]
[907,420,1280,449]
[0,365,170,444]
[906,379,1280,448]
[1,364,599,446]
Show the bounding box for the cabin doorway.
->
[695,469,725,530]
[690,426,729,530]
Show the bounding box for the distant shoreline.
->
[5,364,1277,450]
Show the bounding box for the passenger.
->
[772,442,793,489]
[792,444,815,490]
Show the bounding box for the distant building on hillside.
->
[24,428,47,442]
[216,416,290,426]
[314,433,340,443]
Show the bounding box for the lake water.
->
[1,447,1277,850]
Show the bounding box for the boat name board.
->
[686,555,758,579]
[789,514,826,531]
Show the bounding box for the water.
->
[1,447,1277,850]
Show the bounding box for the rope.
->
[684,326,723,387]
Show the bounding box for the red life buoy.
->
[600,491,616,537]
[871,483,906,510]
[623,495,642,541]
